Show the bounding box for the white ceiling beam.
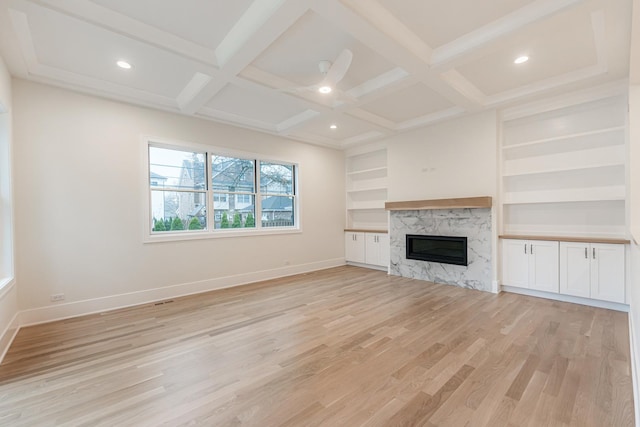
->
[180,0,311,115]
[310,0,429,75]
[176,73,213,112]
[276,110,321,133]
[485,64,607,107]
[238,65,337,111]
[431,0,586,69]
[197,107,277,133]
[215,0,288,67]
[346,67,409,99]
[337,0,433,64]
[346,108,397,130]
[439,70,487,106]
[342,131,385,148]
[396,107,466,131]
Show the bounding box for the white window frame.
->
[141,136,301,243]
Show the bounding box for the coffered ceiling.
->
[0,0,632,149]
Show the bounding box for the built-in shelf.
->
[347,186,387,194]
[503,145,625,177]
[503,186,625,205]
[346,166,387,177]
[346,147,389,231]
[500,235,630,245]
[502,126,625,150]
[348,201,386,210]
[500,93,627,239]
[385,196,492,211]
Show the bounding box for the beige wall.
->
[628,83,640,422]
[0,54,18,359]
[12,79,345,317]
[386,110,498,202]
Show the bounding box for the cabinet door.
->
[529,241,559,293]
[591,243,625,303]
[559,242,591,298]
[502,239,529,289]
[365,233,379,266]
[365,233,389,267]
[345,232,365,263]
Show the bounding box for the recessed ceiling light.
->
[318,86,332,94]
[514,56,529,64]
[330,124,337,129]
[117,60,132,69]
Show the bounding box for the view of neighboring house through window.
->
[149,146,207,232]
[147,141,298,236]
[211,155,256,229]
[260,162,295,228]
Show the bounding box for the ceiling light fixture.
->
[117,60,132,69]
[318,85,332,94]
[514,55,529,64]
[330,124,337,129]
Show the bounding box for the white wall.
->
[386,110,498,202]
[12,79,345,323]
[0,55,18,361]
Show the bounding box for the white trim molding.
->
[502,285,630,312]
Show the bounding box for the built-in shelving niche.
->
[345,147,388,230]
[500,94,627,239]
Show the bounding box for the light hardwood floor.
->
[0,266,634,426]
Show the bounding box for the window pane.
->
[214,195,256,229]
[261,196,294,228]
[149,146,206,190]
[260,162,294,195]
[151,190,206,232]
[212,156,255,193]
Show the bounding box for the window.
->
[260,162,296,228]
[146,140,298,240]
[236,194,251,205]
[149,146,207,232]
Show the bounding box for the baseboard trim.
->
[502,286,629,312]
[20,258,346,327]
[0,311,20,364]
[0,278,19,364]
[345,261,388,272]
[629,310,640,427]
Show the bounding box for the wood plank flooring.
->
[0,266,634,426]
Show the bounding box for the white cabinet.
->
[560,242,625,303]
[365,233,389,267]
[345,232,365,264]
[502,239,559,293]
[345,231,389,268]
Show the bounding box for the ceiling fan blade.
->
[323,49,353,85]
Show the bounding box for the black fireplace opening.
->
[406,234,468,266]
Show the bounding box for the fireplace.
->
[406,234,468,266]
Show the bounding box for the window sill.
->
[143,227,302,244]
[0,277,15,300]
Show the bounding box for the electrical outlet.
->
[50,293,65,302]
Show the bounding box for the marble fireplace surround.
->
[385,197,493,292]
